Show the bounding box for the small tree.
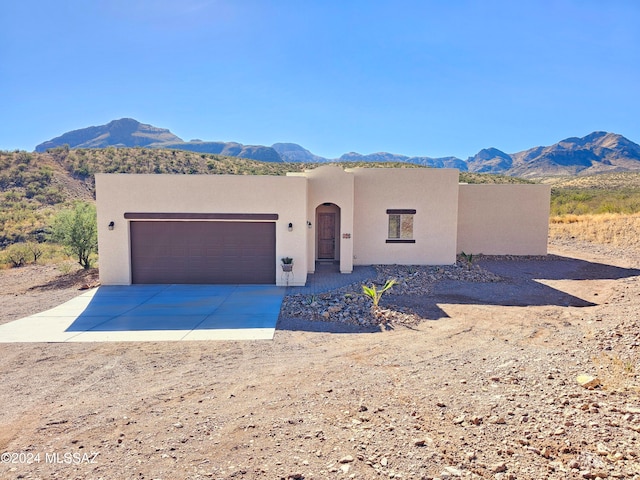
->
[51,202,98,269]
[26,241,43,264]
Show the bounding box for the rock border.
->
[280,257,503,327]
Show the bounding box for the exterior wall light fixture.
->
[307,221,312,229]
[108,221,115,230]
[288,222,293,232]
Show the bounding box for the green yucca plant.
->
[362,278,398,310]
[460,251,474,264]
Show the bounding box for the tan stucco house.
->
[96,166,550,286]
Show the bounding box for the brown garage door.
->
[130,221,276,284]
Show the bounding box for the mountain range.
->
[35,118,640,177]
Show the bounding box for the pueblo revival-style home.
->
[96,166,550,286]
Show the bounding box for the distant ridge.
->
[271,143,326,163]
[35,119,640,177]
[159,141,282,163]
[338,151,467,170]
[504,132,640,177]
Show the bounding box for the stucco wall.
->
[457,184,551,255]
[96,169,551,287]
[289,166,355,273]
[95,174,308,286]
[349,168,460,265]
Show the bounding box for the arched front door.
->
[316,203,340,261]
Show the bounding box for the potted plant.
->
[281,257,294,272]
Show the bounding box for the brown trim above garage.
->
[386,209,417,215]
[124,212,279,220]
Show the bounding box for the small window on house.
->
[386,209,416,243]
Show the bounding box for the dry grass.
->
[549,213,640,250]
[592,352,639,393]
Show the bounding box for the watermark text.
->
[1,451,98,465]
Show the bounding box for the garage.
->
[130,220,276,284]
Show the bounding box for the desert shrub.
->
[46,187,65,205]
[73,160,91,178]
[47,145,70,162]
[51,202,98,269]
[2,243,30,267]
[15,151,32,165]
[4,190,21,203]
[25,184,38,199]
[0,174,10,189]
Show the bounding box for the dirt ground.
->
[1,241,640,480]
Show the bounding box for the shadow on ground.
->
[283,254,640,329]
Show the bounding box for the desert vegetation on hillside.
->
[0,150,71,248]
[549,172,640,215]
[458,171,532,184]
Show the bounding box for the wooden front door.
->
[317,213,336,259]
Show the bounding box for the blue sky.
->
[1,0,639,159]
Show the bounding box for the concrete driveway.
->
[0,284,286,342]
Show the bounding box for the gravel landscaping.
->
[280,259,503,327]
[1,239,640,479]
